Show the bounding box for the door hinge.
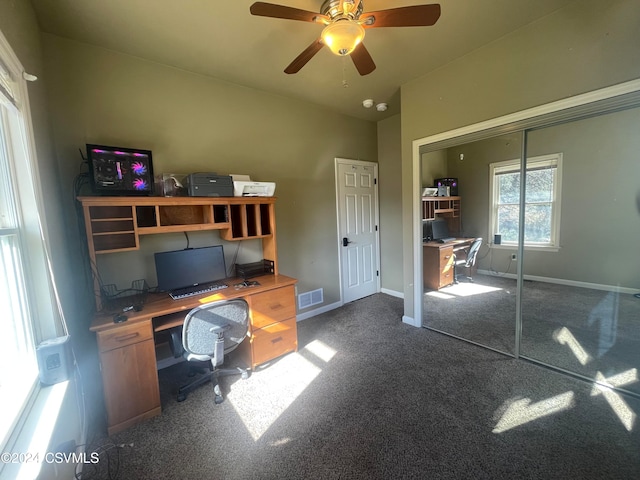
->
[374,178,377,185]
[377,270,379,276]
[375,225,378,231]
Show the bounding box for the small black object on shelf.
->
[235,259,275,279]
[101,279,149,312]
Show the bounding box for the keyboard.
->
[437,237,456,243]
[169,282,228,300]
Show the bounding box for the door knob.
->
[342,237,352,247]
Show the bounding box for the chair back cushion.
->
[465,238,483,267]
[182,299,249,356]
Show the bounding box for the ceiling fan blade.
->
[362,4,441,28]
[284,39,325,74]
[350,43,376,76]
[250,2,326,23]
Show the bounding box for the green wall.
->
[377,114,403,294]
[43,34,378,309]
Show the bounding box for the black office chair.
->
[176,298,250,404]
[453,237,483,283]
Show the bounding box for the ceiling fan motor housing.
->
[321,0,364,20]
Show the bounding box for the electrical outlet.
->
[511,253,517,260]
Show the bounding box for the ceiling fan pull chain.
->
[342,56,349,88]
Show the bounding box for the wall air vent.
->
[298,288,324,310]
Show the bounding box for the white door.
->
[335,158,380,303]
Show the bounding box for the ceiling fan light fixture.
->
[321,20,365,56]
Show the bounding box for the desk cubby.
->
[86,205,137,253]
[222,202,274,240]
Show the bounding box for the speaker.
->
[36,336,72,385]
[494,234,502,245]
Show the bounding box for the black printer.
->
[185,173,233,197]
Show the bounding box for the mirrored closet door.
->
[520,106,640,398]
[421,133,523,356]
[421,102,640,402]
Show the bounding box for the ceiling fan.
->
[250,1,441,75]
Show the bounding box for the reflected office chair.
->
[453,237,483,284]
[176,298,250,404]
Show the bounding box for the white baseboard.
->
[381,287,403,299]
[477,269,638,295]
[402,315,420,327]
[297,300,343,322]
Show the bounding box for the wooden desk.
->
[423,238,475,291]
[90,274,297,435]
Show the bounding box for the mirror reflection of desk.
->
[423,238,475,290]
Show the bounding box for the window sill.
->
[0,381,70,480]
[490,244,560,253]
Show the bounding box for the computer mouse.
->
[113,313,128,323]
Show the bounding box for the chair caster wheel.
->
[241,370,249,380]
[177,393,186,402]
[214,395,224,404]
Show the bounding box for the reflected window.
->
[489,153,562,248]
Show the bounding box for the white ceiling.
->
[31,0,576,121]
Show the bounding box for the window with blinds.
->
[489,153,562,248]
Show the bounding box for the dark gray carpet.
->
[86,293,640,479]
[424,274,640,396]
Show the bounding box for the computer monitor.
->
[430,218,450,241]
[154,245,227,292]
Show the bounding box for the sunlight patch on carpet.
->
[429,282,503,298]
[227,339,336,441]
[553,327,592,365]
[493,391,575,433]
[591,370,637,431]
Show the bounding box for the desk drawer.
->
[439,247,454,270]
[439,247,454,288]
[251,317,297,366]
[250,285,296,329]
[98,321,153,352]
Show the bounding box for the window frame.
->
[0,28,61,454]
[489,153,563,251]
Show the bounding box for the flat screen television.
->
[154,245,227,293]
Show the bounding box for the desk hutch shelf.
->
[421,196,461,237]
[79,196,278,310]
